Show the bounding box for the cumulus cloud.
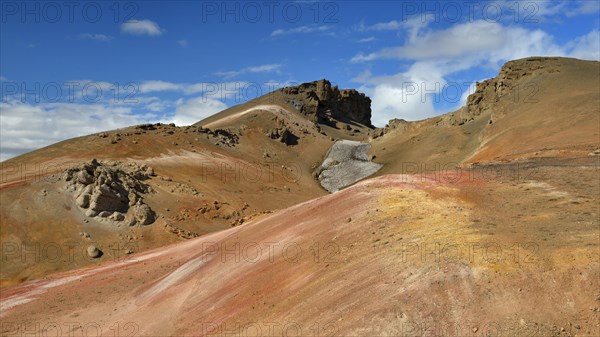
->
[567,30,600,61]
[178,39,188,47]
[357,61,447,125]
[138,80,182,93]
[352,21,564,63]
[121,19,163,36]
[165,97,228,126]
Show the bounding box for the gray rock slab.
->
[317,140,382,192]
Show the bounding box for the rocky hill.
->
[0,57,598,334]
[369,56,599,176]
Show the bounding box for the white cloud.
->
[178,39,188,47]
[215,64,282,79]
[352,21,555,63]
[567,30,600,61]
[121,19,163,36]
[357,37,376,43]
[79,33,112,42]
[351,70,372,83]
[165,97,228,126]
[527,1,568,18]
[358,20,402,32]
[356,16,430,42]
[271,25,332,37]
[247,64,281,73]
[357,61,447,125]
[369,84,436,126]
[525,1,599,19]
[136,80,254,99]
[138,80,182,93]
[134,96,173,112]
[567,1,600,16]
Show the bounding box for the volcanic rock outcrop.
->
[63,159,156,226]
[315,140,382,192]
[281,79,373,127]
[265,127,298,145]
[452,56,564,125]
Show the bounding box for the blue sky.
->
[1,0,599,161]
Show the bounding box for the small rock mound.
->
[64,159,156,226]
[314,140,382,193]
[372,118,409,139]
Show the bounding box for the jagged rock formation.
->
[280,79,373,127]
[314,140,382,192]
[64,159,156,226]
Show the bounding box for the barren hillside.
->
[1,57,599,336]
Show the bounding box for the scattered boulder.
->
[266,127,298,145]
[164,223,200,239]
[135,124,157,131]
[87,245,102,258]
[110,212,125,221]
[134,203,156,226]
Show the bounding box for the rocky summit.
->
[280,79,373,127]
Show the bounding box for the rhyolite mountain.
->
[0,57,598,336]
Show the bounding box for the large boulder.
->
[315,140,382,192]
[134,203,156,226]
[64,160,156,226]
